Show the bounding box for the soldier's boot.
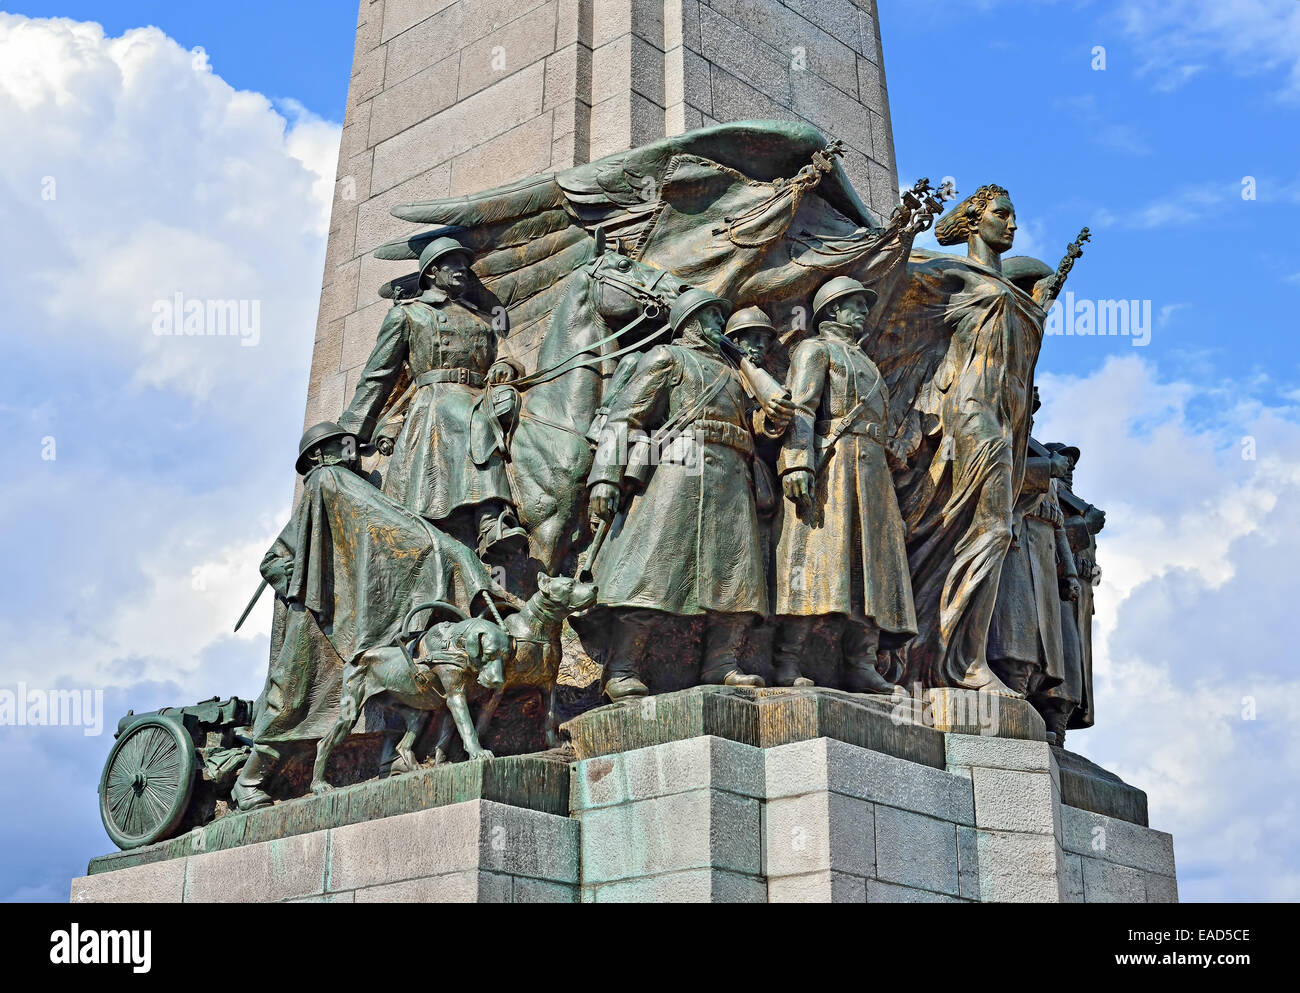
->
[841,621,898,695]
[989,658,1035,696]
[605,675,649,700]
[773,618,816,687]
[1038,700,1074,748]
[230,745,276,811]
[603,609,653,701]
[476,501,528,562]
[700,614,765,688]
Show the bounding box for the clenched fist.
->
[589,481,620,521]
[783,468,815,508]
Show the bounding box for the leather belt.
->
[415,368,484,388]
[686,418,755,457]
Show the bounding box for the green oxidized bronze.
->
[98,121,1102,847]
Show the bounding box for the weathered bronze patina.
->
[99,122,1106,847]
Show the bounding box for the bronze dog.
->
[431,573,599,757]
[311,613,512,795]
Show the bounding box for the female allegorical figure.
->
[878,185,1049,694]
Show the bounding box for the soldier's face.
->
[694,305,726,346]
[315,436,359,471]
[434,258,471,296]
[833,294,872,333]
[732,329,770,362]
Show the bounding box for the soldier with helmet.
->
[232,419,513,809]
[338,236,527,562]
[585,289,796,699]
[723,305,786,681]
[772,276,917,691]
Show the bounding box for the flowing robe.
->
[988,466,1077,698]
[870,253,1047,688]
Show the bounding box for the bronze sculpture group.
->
[99,122,1109,840]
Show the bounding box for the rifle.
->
[812,364,885,473]
[576,517,610,582]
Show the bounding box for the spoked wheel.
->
[98,715,195,850]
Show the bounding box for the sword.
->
[233,578,269,633]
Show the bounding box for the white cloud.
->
[0,13,339,405]
[0,15,337,773]
[1092,181,1236,230]
[1037,355,1300,901]
[1157,302,1189,327]
[0,14,343,899]
[1114,0,1300,100]
[1053,94,1153,157]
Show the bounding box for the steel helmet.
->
[812,276,878,321]
[417,236,474,278]
[724,305,777,340]
[668,287,731,334]
[296,421,355,475]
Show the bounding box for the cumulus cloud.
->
[0,13,335,403]
[0,14,338,899]
[1037,356,1300,901]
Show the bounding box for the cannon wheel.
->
[98,715,196,850]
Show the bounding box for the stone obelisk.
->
[303,0,898,428]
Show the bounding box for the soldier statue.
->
[337,236,527,562]
[231,420,513,809]
[586,289,791,699]
[987,418,1082,731]
[773,276,917,692]
[724,305,786,682]
[1057,444,1106,744]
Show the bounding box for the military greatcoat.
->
[988,456,1075,690]
[587,339,767,617]
[775,322,917,642]
[339,288,516,522]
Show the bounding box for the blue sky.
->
[0,0,1297,902]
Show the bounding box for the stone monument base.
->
[72,687,1176,903]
